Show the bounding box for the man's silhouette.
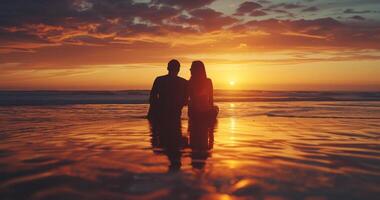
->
[148,59,188,172]
[148,59,188,121]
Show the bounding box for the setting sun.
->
[229,81,236,86]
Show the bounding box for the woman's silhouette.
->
[188,61,218,119]
[188,61,218,169]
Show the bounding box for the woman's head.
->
[190,60,207,79]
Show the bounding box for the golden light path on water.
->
[0,102,380,199]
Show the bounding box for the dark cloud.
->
[257,0,271,4]
[269,3,305,9]
[235,1,263,16]
[173,8,238,31]
[151,0,215,10]
[343,9,372,14]
[350,15,366,21]
[262,3,305,18]
[0,0,76,26]
[250,10,267,16]
[0,0,198,48]
[302,6,319,12]
[0,0,183,27]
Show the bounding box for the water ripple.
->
[0,102,379,199]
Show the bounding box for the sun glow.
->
[229,80,236,86]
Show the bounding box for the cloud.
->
[350,15,366,21]
[269,3,305,10]
[266,9,296,18]
[0,0,75,26]
[230,17,380,50]
[235,1,263,16]
[73,0,94,12]
[257,0,271,4]
[151,0,215,10]
[172,8,238,31]
[302,6,319,12]
[250,10,267,16]
[1,0,380,71]
[343,9,372,14]
[0,0,197,50]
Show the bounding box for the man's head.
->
[167,59,180,75]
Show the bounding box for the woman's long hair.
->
[189,61,208,97]
[190,61,207,81]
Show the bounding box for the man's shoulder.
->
[177,76,188,82]
[155,75,168,81]
[157,75,169,79]
[155,75,187,83]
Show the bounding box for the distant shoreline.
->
[0,90,379,106]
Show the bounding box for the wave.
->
[0,90,379,106]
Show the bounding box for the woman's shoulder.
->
[206,78,213,84]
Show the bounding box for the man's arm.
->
[149,78,159,105]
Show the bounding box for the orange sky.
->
[1,0,380,91]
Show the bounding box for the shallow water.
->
[0,102,380,200]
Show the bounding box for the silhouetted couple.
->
[148,59,218,171]
[148,59,217,121]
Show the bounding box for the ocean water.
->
[1,90,380,105]
[0,91,379,200]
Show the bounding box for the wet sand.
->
[0,102,379,199]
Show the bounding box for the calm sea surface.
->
[0,92,380,199]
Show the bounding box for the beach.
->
[0,92,380,200]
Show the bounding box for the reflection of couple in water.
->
[148,59,218,171]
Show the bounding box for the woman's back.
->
[188,78,213,115]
